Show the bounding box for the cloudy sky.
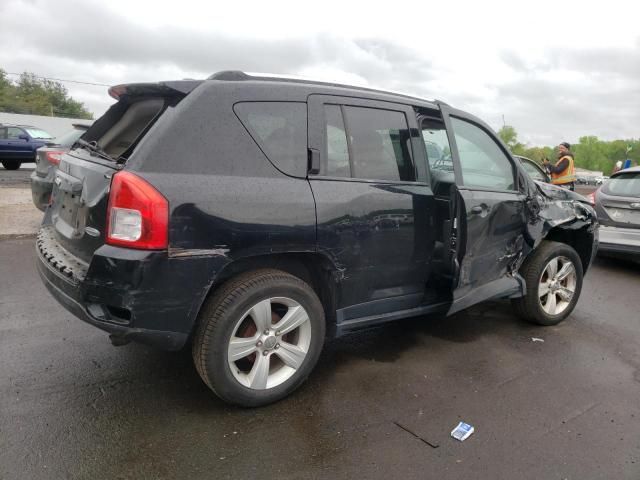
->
[1,0,638,146]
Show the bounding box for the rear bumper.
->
[598,225,640,256]
[36,227,226,350]
[36,257,188,349]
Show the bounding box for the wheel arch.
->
[543,224,596,274]
[191,252,341,338]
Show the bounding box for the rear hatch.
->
[596,171,640,228]
[45,80,201,264]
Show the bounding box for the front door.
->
[307,94,435,322]
[4,127,30,158]
[441,107,528,314]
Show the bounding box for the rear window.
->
[54,128,88,148]
[99,98,164,158]
[605,172,640,197]
[234,102,307,177]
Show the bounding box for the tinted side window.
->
[234,102,307,177]
[343,106,415,182]
[324,105,350,177]
[0,127,7,139]
[451,118,515,190]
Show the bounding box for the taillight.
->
[45,151,64,166]
[586,189,598,206]
[106,171,168,250]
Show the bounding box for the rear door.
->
[441,106,528,313]
[307,95,435,320]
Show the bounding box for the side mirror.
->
[18,134,29,141]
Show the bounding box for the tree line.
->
[0,69,93,120]
[498,125,638,175]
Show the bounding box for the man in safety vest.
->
[543,142,577,191]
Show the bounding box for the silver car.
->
[30,123,92,211]
[593,166,640,258]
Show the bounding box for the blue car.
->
[0,124,55,170]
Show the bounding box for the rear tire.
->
[1,160,21,170]
[512,241,583,326]
[192,269,325,407]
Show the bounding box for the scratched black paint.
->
[36,74,598,350]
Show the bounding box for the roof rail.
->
[207,70,438,105]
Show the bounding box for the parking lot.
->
[1,167,639,479]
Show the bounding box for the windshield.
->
[54,128,87,148]
[605,172,640,197]
[24,128,53,139]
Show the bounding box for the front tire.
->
[192,269,326,407]
[1,160,21,170]
[513,241,583,326]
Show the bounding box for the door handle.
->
[471,204,489,215]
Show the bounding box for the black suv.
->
[37,71,598,406]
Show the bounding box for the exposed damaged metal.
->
[524,181,598,269]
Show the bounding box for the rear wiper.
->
[75,139,115,162]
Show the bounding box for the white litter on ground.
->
[531,337,545,343]
[451,422,474,441]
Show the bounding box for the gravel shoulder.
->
[0,167,42,238]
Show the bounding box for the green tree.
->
[522,146,554,164]
[572,136,609,171]
[495,125,640,173]
[0,69,92,119]
[497,125,526,156]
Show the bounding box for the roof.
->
[207,70,442,106]
[0,123,37,128]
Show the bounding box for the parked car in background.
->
[0,124,55,170]
[31,123,92,211]
[592,166,640,258]
[36,72,598,407]
[595,176,609,185]
[514,155,550,183]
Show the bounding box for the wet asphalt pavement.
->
[1,238,639,479]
